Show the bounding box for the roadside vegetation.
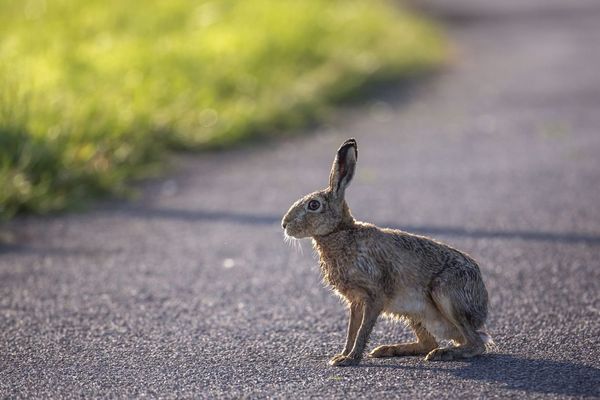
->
[0,0,445,219]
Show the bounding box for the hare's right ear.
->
[328,138,358,199]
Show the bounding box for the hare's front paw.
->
[329,354,360,367]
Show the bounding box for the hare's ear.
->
[328,138,358,199]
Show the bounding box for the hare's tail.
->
[477,329,497,351]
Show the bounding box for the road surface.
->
[1,0,599,398]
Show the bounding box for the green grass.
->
[0,0,444,219]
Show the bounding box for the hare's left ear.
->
[328,138,358,199]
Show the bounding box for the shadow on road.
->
[116,207,600,245]
[385,224,600,245]
[373,354,600,398]
[3,207,600,255]
[448,354,600,398]
[414,0,600,27]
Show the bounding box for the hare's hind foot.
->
[329,354,360,367]
[424,343,485,361]
[370,319,438,358]
[370,341,435,358]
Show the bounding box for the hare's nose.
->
[282,221,287,229]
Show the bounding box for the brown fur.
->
[282,138,492,366]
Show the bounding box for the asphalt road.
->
[2,0,600,398]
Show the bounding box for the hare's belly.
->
[384,291,457,340]
[385,290,429,317]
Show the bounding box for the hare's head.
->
[282,138,357,239]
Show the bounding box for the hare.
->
[282,138,492,366]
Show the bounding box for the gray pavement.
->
[2,0,600,398]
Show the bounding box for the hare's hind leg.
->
[425,287,486,361]
[370,320,438,358]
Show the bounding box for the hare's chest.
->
[318,255,375,296]
[320,259,352,291]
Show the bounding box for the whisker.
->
[296,238,304,255]
[283,231,303,254]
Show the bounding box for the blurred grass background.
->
[0,0,445,219]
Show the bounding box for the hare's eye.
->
[307,199,321,211]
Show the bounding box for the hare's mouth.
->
[283,226,297,238]
[283,224,305,239]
